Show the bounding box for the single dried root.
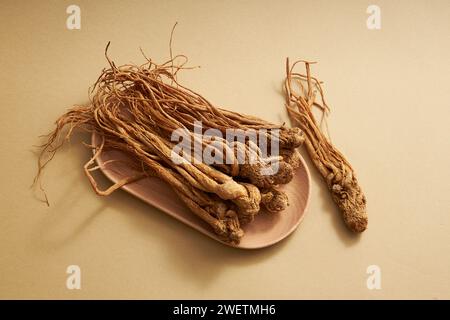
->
[284,59,367,232]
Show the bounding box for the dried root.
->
[284,59,367,232]
[33,45,305,244]
[261,188,289,213]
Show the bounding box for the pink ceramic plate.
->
[92,132,311,249]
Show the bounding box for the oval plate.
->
[92,132,311,249]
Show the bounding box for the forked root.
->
[83,137,147,196]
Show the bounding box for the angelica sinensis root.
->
[284,59,367,232]
[33,45,304,244]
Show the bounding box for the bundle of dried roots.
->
[33,46,304,244]
[284,59,368,232]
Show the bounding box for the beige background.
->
[1,0,449,299]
